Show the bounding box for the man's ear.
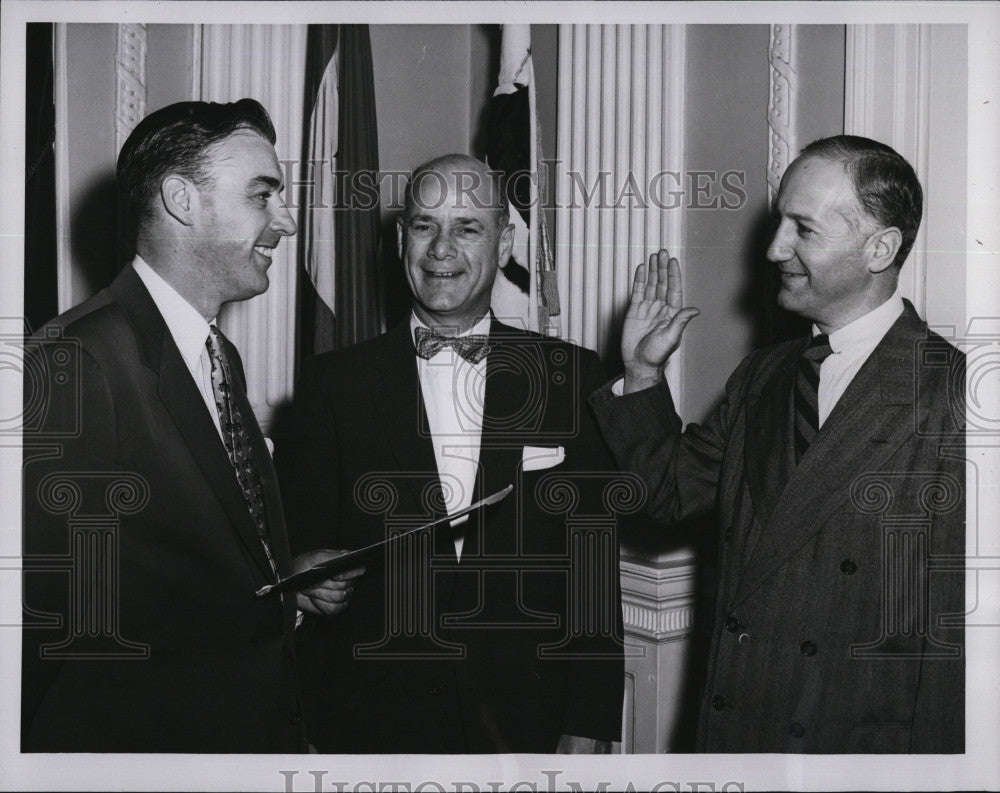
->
[497,222,515,269]
[160,175,198,227]
[866,226,902,274]
[396,216,405,260]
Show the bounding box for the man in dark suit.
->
[21,99,354,752]
[591,135,965,753]
[279,154,624,753]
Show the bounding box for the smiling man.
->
[591,135,966,753]
[278,154,625,753]
[20,99,337,752]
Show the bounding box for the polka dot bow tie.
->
[414,327,491,364]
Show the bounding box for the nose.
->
[428,229,456,260]
[766,220,793,262]
[270,203,297,237]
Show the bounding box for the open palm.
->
[621,250,699,388]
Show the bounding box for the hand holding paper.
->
[291,549,365,616]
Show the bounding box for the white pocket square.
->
[521,445,565,471]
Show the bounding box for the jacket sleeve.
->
[21,340,120,747]
[589,353,756,527]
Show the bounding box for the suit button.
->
[738,633,750,644]
[725,617,741,633]
[788,722,805,738]
[429,684,442,696]
[840,559,858,575]
[288,711,301,725]
[724,526,735,541]
[800,641,817,656]
[711,695,727,711]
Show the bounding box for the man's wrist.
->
[622,365,664,394]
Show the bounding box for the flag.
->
[299,25,382,358]
[485,24,560,335]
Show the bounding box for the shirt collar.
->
[132,255,215,370]
[816,290,904,353]
[410,311,493,345]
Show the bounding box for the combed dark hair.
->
[116,98,276,241]
[800,135,923,268]
[403,154,510,231]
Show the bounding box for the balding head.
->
[403,154,510,231]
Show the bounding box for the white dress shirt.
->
[412,312,491,561]
[132,256,222,438]
[814,290,903,427]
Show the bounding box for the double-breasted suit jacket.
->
[278,317,625,753]
[22,266,304,752]
[591,302,965,753]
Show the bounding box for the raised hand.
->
[620,250,699,394]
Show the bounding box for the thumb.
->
[674,307,700,329]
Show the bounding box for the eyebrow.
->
[784,210,819,225]
[249,175,283,192]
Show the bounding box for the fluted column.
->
[555,24,685,398]
[845,24,932,316]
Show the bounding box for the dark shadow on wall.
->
[380,210,411,330]
[69,168,126,300]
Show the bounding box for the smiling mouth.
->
[254,245,275,260]
[424,270,463,279]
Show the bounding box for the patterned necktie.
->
[205,325,277,577]
[793,333,833,463]
[414,326,491,364]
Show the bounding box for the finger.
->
[654,250,671,303]
[630,262,648,306]
[644,252,660,302]
[303,585,352,605]
[330,566,365,581]
[666,256,683,310]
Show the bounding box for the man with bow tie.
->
[279,154,625,753]
[591,135,965,753]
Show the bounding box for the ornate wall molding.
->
[114,24,147,156]
[620,558,696,641]
[767,24,797,204]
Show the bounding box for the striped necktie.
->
[793,333,833,463]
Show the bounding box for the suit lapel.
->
[109,267,276,582]
[732,304,925,606]
[743,343,803,530]
[471,320,534,557]
[367,321,444,520]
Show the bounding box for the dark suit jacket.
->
[591,301,965,753]
[21,266,304,752]
[278,317,625,753]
